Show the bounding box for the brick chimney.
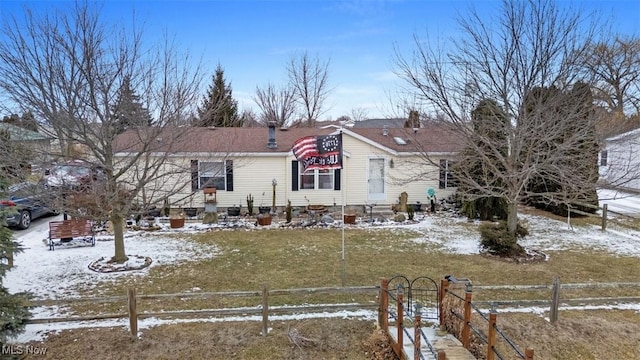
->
[267,122,277,149]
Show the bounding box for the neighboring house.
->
[0,122,52,172]
[0,122,51,151]
[113,124,462,211]
[599,127,640,192]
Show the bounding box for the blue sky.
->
[1,0,639,120]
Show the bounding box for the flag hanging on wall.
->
[291,133,343,172]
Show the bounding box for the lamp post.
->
[271,178,277,214]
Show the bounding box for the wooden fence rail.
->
[442,278,535,360]
[472,279,640,324]
[26,285,379,340]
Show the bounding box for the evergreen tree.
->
[525,84,599,215]
[20,111,38,132]
[459,99,509,220]
[196,64,242,127]
[0,177,31,344]
[112,76,153,133]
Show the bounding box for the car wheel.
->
[17,210,31,230]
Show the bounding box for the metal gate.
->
[387,275,440,322]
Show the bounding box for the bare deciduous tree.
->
[578,37,640,117]
[0,2,204,262]
[349,107,369,122]
[287,51,330,127]
[395,0,602,236]
[253,82,296,127]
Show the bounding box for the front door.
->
[368,158,386,201]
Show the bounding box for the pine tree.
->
[20,111,38,132]
[196,64,242,127]
[525,84,599,215]
[112,76,153,133]
[459,99,509,220]
[0,177,31,344]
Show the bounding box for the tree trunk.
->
[507,202,518,236]
[111,213,128,263]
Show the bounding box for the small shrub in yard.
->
[479,221,528,257]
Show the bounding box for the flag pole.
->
[340,130,346,287]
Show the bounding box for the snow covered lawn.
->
[4,208,640,346]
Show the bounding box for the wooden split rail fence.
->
[27,285,379,340]
[25,277,640,357]
[441,277,535,360]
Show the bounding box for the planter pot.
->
[169,217,185,228]
[343,214,357,224]
[184,207,198,217]
[257,214,272,226]
[227,207,241,217]
[258,206,271,214]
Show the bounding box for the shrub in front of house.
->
[479,221,528,257]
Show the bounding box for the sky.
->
[1,0,639,120]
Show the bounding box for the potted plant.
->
[258,191,270,214]
[247,194,254,216]
[285,200,292,223]
[184,195,198,217]
[257,212,272,226]
[343,213,357,224]
[169,210,185,228]
[227,204,241,217]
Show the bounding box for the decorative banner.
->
[291,133,343,172]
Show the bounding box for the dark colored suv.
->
[1,182,57,229]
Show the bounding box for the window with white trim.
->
[300,168,335,190]
[199,161,226,190]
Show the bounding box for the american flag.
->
[291,133,343,172]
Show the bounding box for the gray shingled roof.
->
[0,123,50,141]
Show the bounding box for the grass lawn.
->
[20,212,640,359]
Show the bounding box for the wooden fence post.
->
[601,204,608,231]
[262,284,269,336]
[525,348,535,359]
[439,278,448,327]
[127,288,138,340]
[380,278,389,332]
[462,284,473,349]
[550,277,560,324]
[397,285,404,356]
[437,350,447,359]
[487,308,497,360]
[414,313,421,360]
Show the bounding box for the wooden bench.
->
[48,219,95,251]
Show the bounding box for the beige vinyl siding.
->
[117,131,456,211]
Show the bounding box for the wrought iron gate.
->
[387,275,440,321]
